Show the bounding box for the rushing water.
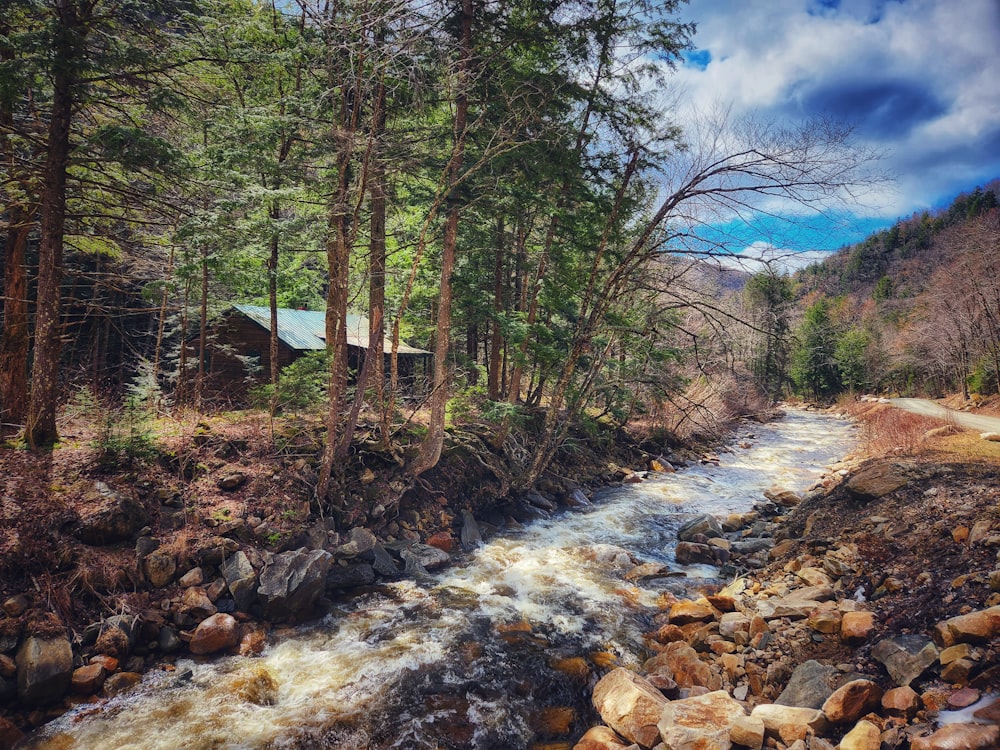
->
[27,409,856,750]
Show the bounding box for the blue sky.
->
[664,0,1000,270]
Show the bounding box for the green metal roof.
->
[232,305,431,356]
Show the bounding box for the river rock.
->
[71,663,106,695]
[333,527,377,558]
[189,613,238,655]
[675,542,717,566]
[16,636,73,705]
[644,642,718,690]
[403,543,450,571]
[775,660,836,709]
[74,481,149,545]
[882,685,921,718]
[839,719,881,750]
[872,635,939,685]
[180,586,218,621]
[0,717,23,749]
[657,690,747,750]
[257,549,332,621]
[564,488,591,508]
[750,704,828,739]
[677,514,724,541]
[932,605,1000,646]
[573,725,630,749]
[591,667,669,748]
[757,596,823,621]
[143,550,176,587]
[220,551,258,611]
[669,599,716,625]
[371,543,399,577]
[909,723,1000,750]
[103,671,142,696]
[764,487,801,507]
[326,563,375,590]
[821,679,883,723]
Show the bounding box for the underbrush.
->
[845,401,948,457]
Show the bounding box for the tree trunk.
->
[487,217,504,400]
[0,219,30,437]
[27,0,79,447]
[409,0,473,477]
[194,246,209,409]
[370,69,389,445]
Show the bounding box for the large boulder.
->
[592,668,669,748]
[845,463,910,501]
[932,605,1000,647]
[220,551,258,611]
[257,549,332,621]
[657,690,746,750]
[74,481,149,545]
[16,635,73,705]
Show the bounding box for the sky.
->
[665,0,1000,271]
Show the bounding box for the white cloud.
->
[714,242,834,275]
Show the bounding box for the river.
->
[25,408,856,750]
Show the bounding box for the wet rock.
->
[909,723,1000,750]
[840,610,875,645]
[103,671,142,696]
[882,685,921,718]
[257,549,332,621]
[677,514,724,541]
[932,605,1000,646]
[74,481,149,545]
[657,690,747,750]
[16,636,73,705]
[189,613,238,655]
[674,542,717,566]
[158,626,182,652]
[591,667,669,748]
[775,660,836,709]
[573,725,630,750]
[530,706,575,736]
[143,550,176,587]
[426,531,455,552]
[0,717,23,749]
[220,551,257,611]
[371,543,399,578]
[70,663,106,695]
[326,563,375,590]
[564,489,591,508]
[839,719,881,750]
[402,543,450,571]
[764,487,802,507]
[821,679,883,724]
[872,635,939,685]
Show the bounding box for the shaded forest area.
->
[2,0,882,500]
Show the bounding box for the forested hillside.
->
[786,183,1000,400]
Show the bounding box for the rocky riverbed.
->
[576,456,1000,750]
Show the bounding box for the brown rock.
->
[807,609,842,634]
[180,586,218,621]
[552,657,590,681]
[946,687,980,708]
[932,606,1000,647]
[651,624,687,644]
[840,611,875,645]
[644,642,717,690]
[238,624,268,657]
[591,668,668,747]
[426,531,455,553]
[796,567,832,587]
[909,723,1000,750]
[0,655,15,679]
[178,567,204,587]
[0,717,24,749]
[706,594,737,612]
[838,719,881,750]
[658,690,747,750]
[70,663,106,695]
[821,679,883,724]
[90,654,118,673]
[102,671,142,696]
[143,550,176,587]
[882,686,921,718]
[530,706,575,736]
[572,725,630,750]
[973,697,1000,722]
[668,599,716,625]
[2,594,30,617]
[951,526,970,544]
[938,643,971,665]
[940,658,974,684]
[189,613,238,655]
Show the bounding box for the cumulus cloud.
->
[668,0,1000,224]
[714,242,835,275]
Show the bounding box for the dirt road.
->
[891,397,1000,433]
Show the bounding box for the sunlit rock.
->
[657,689,746,750]
[592,667,668,748]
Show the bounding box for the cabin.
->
[190,304,431,395]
